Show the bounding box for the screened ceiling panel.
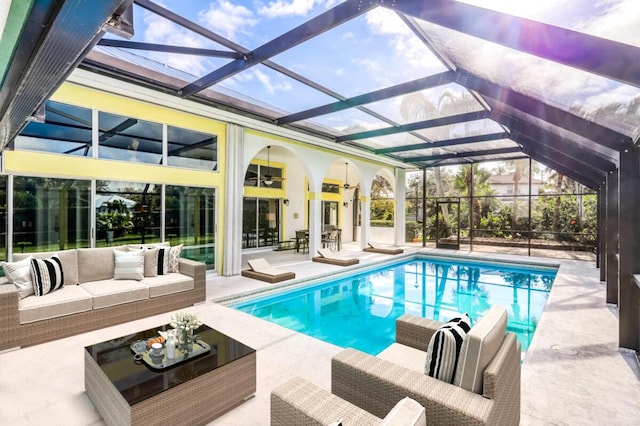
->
[413,118,504,141]
[391,139,518,159]
[456,0,640,48]
[360,132,427,151]
[272,7,448,98]
[306,107,391,136]
[364,82,484,125]
[422,153,528,168]
[222,64,339,114]
[416,19,640,138]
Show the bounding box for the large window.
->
[96,181,161,246]
[14,101,93,155]
[13,177,90,253]
[166,185,216,265]
[98,112,163,164]
[167,126,217,170]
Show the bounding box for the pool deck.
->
[1,245,639,425]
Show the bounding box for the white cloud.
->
[198,0,258,40]
[575,0,640,46]
[253,68,294,94]
[258,0,322,18]
[142,10,208,76]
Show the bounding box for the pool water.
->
[233,256,556,355]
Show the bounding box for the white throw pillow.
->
[3,256,34,299]
[113,249,144,281]
[168,244,183,273]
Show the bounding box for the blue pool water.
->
[233,256,556,355]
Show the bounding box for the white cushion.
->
[378,343,425,374]
[3,256,34,299]
[425,314,471,383]
[19,285,92,324]
[113,249,144,281]
[381,397,426,426]
[454,305,508,394]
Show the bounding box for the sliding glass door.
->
[243,197,281,249]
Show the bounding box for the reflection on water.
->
[236,258,556,355]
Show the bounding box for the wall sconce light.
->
[283,199,290,206]
[343,201,349,208]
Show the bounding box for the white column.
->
[395,168,406,246]
[308,193,322,258]
[359,195,371,249]
[222,124,244,276]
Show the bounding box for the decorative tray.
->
[130,339,213,370]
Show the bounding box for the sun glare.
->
[458,0,552,19]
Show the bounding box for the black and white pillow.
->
[424,313,471,383]
[156,247,170,275]
[30,256,64,297]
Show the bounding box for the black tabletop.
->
[85,323,255,405]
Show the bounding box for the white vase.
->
[165,330,176,360]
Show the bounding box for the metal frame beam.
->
[512,132,607,184]
[387,0,640,88]
[97,39,242,59]
[0,0,131,148]
[419,154,528,168]
[493,113,617,173]
[375,132,508,154]
[180,0,377,97]
[525,149,601,190]
[277,71,455,125]
[406,146,521,163]
[336,110,490,143]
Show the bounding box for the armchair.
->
[272,377,426,426]
[331,309,521,425]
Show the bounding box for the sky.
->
[103,0,640,137]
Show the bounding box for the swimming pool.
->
[232,256,557,355]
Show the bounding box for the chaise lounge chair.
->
[331,306,520,425]
[312,249,359,266]
[271,376,426,426]
[363,242,404,255]
[241,258,296,283]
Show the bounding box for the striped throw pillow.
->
[156,247,170,275]
[31,256,64,297]
[425,314,471,383]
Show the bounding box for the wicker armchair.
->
[272,377,426,426]
[331,313,521,426]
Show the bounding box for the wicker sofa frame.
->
[0,258,206,351]
[331,314,521,426]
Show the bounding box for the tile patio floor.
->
[1,244,638,425]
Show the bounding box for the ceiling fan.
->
[248,146,285,186]
[343,162,354,190]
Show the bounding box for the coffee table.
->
[85,323,256,426]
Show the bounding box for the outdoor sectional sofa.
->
[0,245,206,351]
